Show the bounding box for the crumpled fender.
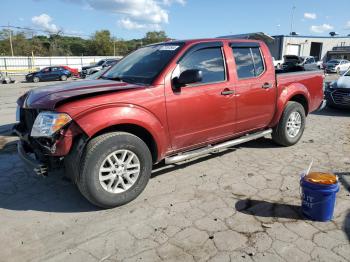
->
[73,104,169,161]
[269,83,310,127]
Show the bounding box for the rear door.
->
[39,67,51,80]
[230,42,276,134]
[165,42,236,151]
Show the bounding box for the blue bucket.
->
[300,177,339,221]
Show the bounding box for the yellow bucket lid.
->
[304,172,338,185]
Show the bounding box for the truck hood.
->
[20,79,144,109]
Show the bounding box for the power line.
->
[0,25,92,38]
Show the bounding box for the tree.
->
[143,31,168,45]
[89,30,113,56]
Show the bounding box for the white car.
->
[325,59,350,74]
[272,57,284,69]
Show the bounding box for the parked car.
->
[300,56,319,71]
[85,67,111,80]
[81,59,119,78]
[61,66,79,77]
[324,59,350,74]
[0,72,15,84]
[272,57,284,69]
[317,60,324,69]
[325,68,350,109]
[25,66,72,82]
[281,55,305,72]
[281,55,319,72]
[15,39,324,208]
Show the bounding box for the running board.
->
[165,129,272,164]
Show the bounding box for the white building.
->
[219,33,350,62]
[267,35,350,62]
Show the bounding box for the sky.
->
[1,0,350,40]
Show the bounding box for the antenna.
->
[290,5,296,35]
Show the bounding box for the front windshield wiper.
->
[101,76,123,81]
[102,75,145,85]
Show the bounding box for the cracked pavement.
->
[0,80,349,262]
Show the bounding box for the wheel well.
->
[289,94,308,115]
[92,124,158,163]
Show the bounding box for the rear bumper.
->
[316,99,327,111]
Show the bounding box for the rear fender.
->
[74,105,168,161]
[269,83,310,127]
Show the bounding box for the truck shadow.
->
[152,148,237,178]
[235,199,305,220]
[312,106,350,117]
[0,166,99,213]
[152,138,279,178]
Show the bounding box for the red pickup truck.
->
[15,39,325,208]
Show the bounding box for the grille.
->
[20,108,38,133]
[331,90,350,105]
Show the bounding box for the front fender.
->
[74,104,169,161]
[269,83,310,127]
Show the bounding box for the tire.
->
[77,132,152,208]
[33,76,40,83]
[60,75,68,81]
[272,101,306,146]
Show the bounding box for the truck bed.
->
[276,70,324,113]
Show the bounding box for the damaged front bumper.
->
[17,141,48,176]
[13,121,83,176]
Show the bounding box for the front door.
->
[165,43,236,151]
[230,43,276,134]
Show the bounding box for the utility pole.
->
[290,5,296,35]
[8,23,14,56]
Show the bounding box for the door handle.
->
[221,89,235,95]
[262,83,273,89]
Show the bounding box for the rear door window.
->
[232,46,265,79]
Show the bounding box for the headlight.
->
[31,112,72,137]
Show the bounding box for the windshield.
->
[103,43,184,85]
[345,69,350,77]
[96,60,105,66]
[328,60,340,64]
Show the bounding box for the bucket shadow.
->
[235,199,304,220]
[336,172,350,193]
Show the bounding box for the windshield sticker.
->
[160,45,179,51]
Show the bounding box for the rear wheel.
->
[272,101,306,146]
[33,76,40,83]
[77,132,152,208]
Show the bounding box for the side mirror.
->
[174,69,202,88]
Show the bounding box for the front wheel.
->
[33,76,40,83]
[60,75,68,81]
[272,101,306,146]
[77,132,152,208]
